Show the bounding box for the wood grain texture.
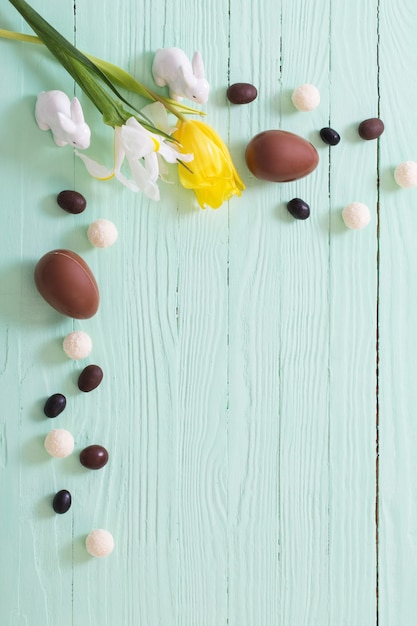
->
[328,2,379,624]
[378,0,417,624]
[1,0,416,624]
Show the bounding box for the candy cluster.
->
[228,78,417,225]
[40,190,117,558]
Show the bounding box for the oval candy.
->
[227,83,258,105]
[34,249,99,319]
[52,489,72,514]
[78,365,103,392]
[57,190,87,214]
[80,445,109,470]
[287,198,310,220]
[358,118,384,140]
[44,393,66,418]
[320,127,340,146]
[245,130,319,182]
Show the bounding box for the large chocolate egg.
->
[34,249,99,319]
[245,130,319,182]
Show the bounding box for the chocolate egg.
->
[227,83,258,105]
[80,445,109,470]
[78,365,103,392]
[245,130,319,182]
[34,249,99,319]
[52,489,72,514]
[44,393,67,418]
[57,190,87,214]
[287,198,310,220]
[358,118,384,140]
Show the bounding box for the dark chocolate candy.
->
[358,118,384,140]
[57,190,87,214]
[80,445,109,470]
[319,127,341,146]
[52,489,72,514]
[227,83,258,105]
[44,393,67,418]
[78,365,103,392]
[287,198,310,220]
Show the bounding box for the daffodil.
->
[3,0,245,209]
[5,0,195,201]
[76,106,193,200]
[173,119,245,209]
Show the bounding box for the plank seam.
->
[327,0,332,623]
[226,2,231,624]
[376,0,381,624]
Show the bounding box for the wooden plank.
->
[227,0,333,622]
[72,0,231,624]
[328,1,379,624]
[0,2,81,625]
[227,0,283,622]
[378,0,417,623]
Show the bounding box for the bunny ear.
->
[70,97,85,124]
[58,112,76,134]
[192,51,205,79]
[179,64,193,85]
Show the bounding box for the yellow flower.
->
[174,120,245,209]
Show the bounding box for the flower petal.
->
[159,142,193,164]
[75,150,114,180]
[173,120,245,208]
[125,153,160,200]
[141,102,175,135]
[113,126,126,172]
[122,123,155,158]
[144,152,159,182]
[114,170,140,192]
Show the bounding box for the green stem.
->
[0,27,204,120]
[0,27,42,44]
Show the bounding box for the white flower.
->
[76,103,193,201]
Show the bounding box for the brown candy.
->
[358,118,384,140]
[227,83,258,105]
[78,365,103,392]
[57,190,87,214]
[245,130,319,182]
[34,249,99,319]
[80,445,109,470]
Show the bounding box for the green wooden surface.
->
[1,0,416,623]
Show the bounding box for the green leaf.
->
[7,0,147,123]
[0,25,206,118]
[85,54,204,116]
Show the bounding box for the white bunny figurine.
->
[35,90,91,149]
[152,47,210,105]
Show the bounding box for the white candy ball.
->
[87,219,118,248]
[291,83,320,112]
[63,331,92,360]
[342,202,371,230]
[394,161,417,188]
[44,429,74,458]
[86,529,114,557]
